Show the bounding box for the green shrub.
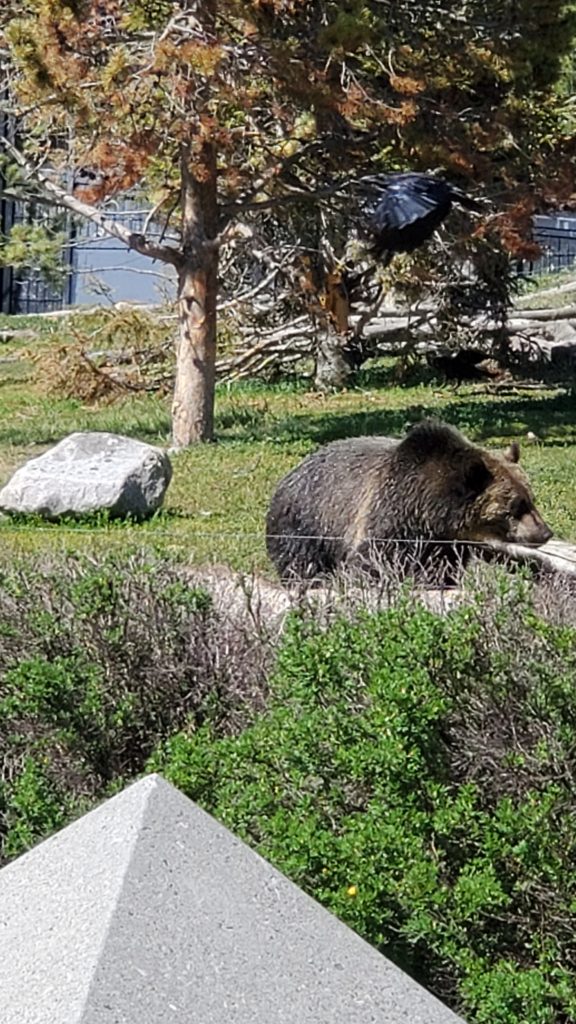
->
[0,551,272,863]
[152,574,576,1024]
[0,756,82,861]
[3,552,576,1023]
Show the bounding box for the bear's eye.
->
[511,498,530,518]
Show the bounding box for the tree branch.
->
[217,252,292,311]
[0,135,184,268]
[221,180,349,217]
[510,305,576,321]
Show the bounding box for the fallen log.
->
[508,305,576,321]
[184,541,576,631]
[487,538,576,576]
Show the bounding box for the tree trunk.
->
[172,253,218,445]
[171,137,218,447]
[313,270,353,390]
[314,327,352,390]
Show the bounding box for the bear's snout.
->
[513,511,553,547]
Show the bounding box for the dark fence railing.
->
[3,196,576,315]
[6,263,74,315]
[0,200,74,315]
[519,213,576,277]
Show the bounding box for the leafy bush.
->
[3,552,576,1023]
[0,551,273,862]
[152,570,576,1024]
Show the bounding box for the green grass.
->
[0,314,576,569]
[515,267,576,308]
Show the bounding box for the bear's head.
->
[465,440,552,547]
[397,421,553,547]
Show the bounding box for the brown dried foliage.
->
[0,553,278,860]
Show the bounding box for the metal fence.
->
[520,213,576,276]
[0,200,74,315]
[3,196,576,314]
[0,194,176,313]
[69,197,176,306]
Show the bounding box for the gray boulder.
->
[0,431,172,520]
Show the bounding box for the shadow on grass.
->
[218,387,576,449]
[0,409,172,449]
[307,393,576,447]
[354,361,440,390]
[1,362,573,454]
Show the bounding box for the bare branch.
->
[222,180,349,217]
[0,135,183,268]
[141,194,171,236]
[510,305,576,321]
[217,257,287,311]
[206,220,253,252]
[352,283,387,339]
[221,135,357,218]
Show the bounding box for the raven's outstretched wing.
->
[358,172,481,262]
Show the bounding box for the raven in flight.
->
[357,172,482,265]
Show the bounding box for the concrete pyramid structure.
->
[0,774,466,1023]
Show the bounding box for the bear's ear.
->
[397,419,460,462]
[462,455,493,498]
[504,441,520,464]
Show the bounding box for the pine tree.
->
[1,0,575,443]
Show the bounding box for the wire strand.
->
[0,522,574,565]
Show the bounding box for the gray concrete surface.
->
[0,774,467,1023]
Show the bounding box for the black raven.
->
[358,172,482,265]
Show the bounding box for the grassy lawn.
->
[1,310,576,571]
[515,267,576,308]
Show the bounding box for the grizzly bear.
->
[265,420,552,583]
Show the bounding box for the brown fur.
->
[265,420,552,583]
